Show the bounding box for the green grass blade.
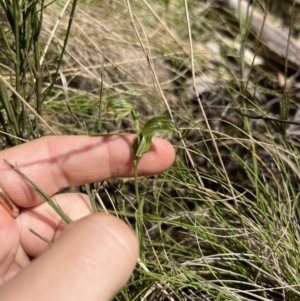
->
[4,159,73,224]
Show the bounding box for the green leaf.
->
[133,116,175,158]
[107,98,134,123]
[141,116,176,137]
[133,133,152,158]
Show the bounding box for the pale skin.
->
[0,135,175,301]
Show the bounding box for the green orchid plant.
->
[107,98,176,166]
[107,98,175,253]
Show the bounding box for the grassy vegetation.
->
[2,0,300,299]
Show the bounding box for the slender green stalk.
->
[133,157,144,260]
[32,0,44,130]
[12,0,20,103]
[43,0,79,100]
[281,0,295,135]
[97,58,104,134]
[85,184,97,213]
[30,229,52,245]
[0,72,20,144]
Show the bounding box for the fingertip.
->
[64,213,139,298]
[0,207,21,282]
[64,213,140,271]
[153,136,176,167]
[0,213,139,301]
[138,137,175,174]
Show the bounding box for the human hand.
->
[0,135,175,301]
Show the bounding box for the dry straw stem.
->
[185,0,238,208]
[125,0,204,188]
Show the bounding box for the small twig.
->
[240,112,300,126]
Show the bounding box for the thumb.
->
[0,213,139,301]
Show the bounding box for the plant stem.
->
[133,156,145,260]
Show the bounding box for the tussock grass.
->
[2,0,300,299]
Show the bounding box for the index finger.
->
[0,135,175,207]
